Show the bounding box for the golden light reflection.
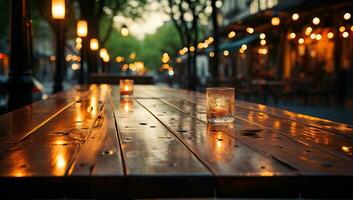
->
[273,121,281,129]
[8,151,31,177]
[120,99,134,113]
[88,96,98,115]
[342,146,352,154]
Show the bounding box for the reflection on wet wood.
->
[0,85,105,198]
[0,85,353,198]
[67,86,124,198]
[157,86,353,138]
[137,99,298,197]
[111,92,213,198]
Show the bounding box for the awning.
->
[205,34,259,53]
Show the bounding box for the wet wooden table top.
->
[0,84,353,199]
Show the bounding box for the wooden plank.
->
[158,86,353,139]
[67,86,124,198]
[162,97,353,162]
[0,85,105,198]
[0,85,93,154]
[148,86,353,162]
[159,97,353,198]
[137,99,298,198]
[236,100,353,138]
[111,96,214,198]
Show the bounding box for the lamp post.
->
[77,20,87,84]
[52,0,65,93]
[8,0,33,110]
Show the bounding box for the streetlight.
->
[90,38,99,51]
[77,20,87,84]
[121,24,129,37]
[52,0,65,93]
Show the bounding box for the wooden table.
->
[0,85,353,199]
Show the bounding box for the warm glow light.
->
[305,27,312,35]
[176,57,182,63]
[339,26,346,32]
[116,56,125,63]
[312,17,320,25]
[271,17,280,26]
[351,26,353,32]
[76,37,82,43]
[344,12,351,20]
[77,20,87,37]
[342,31,349,38]
[241,44,247,50]
[246,27,254,34]
[310,33,316,39]
[292,13,299,21]
[327,32,334,39]
[90,38,99,50]
[161,52,170,63]
[223,50,229,56]
[129,52,136,59]
[71,63,80,70]
[258,48,268,55]
[289,32,296,39]
[189,46,195,52]
[100,48,108,58]
[183,47,188,52]
[260,39,266,45]
[51,0,65,19]
[209,51,215,57]
[315,34,322,40]
[228,31,236,39]
[298,38,304,44]
[259,33,266,39]
[121,26,129,37]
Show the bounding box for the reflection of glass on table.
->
[120,79,134,98]
[206,87,235,123]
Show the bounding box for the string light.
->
[342,31,349,38]
[310,33,316,39]
[327,32,334,39]
[339,26,346,32]
[209,51,215,57]
[189,46,195,52]
[344,12,351,20]
[289,32,296,39]
[271,17,280,26]
[292,13,299,21]
[312,17,320,25]
[260,39,266,45]
[259,33,266,39]
[315,34,322,40]
[305,27,313,35]
[246,27,254,34]
[223,50,229,56]
[298,38,304,44]
[228,31,236,39]
[241,44,247,50]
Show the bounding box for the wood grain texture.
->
[0,85,104,198]
[146,86,353,162]
[111,92,214,198]
[0,85,93,155]
[158,86,353,138]
[67,85,124,198]
[158,96,353,197]
[137,99,297,198]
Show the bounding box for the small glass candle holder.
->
[120,79,134,98]
[206,87,235,123]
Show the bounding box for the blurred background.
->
[0,0,353,124]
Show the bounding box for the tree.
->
[161,0,209,89]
